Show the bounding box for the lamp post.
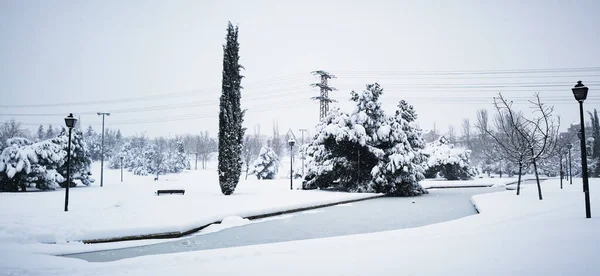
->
[64,113,77,212]
[97,112,110,187]
[559,152,563,189]
[120,156,124,182]
[572,80,591,218]
[288,138,296,190]
[567,143,573,185]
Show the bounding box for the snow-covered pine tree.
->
[302,84,378,192]
[132,143,154,176]
[218,22,245,195]
[150,138,169,179]
[303,84,428,196]
[54,128,94,187]
[303,106,373,192]
[27,139,66,190]
[169,139,189,173]
[249,143,279,179]
[36,125,45,142]
[370,100,428,196]
[83,126,103,161]
[45,125,55,139]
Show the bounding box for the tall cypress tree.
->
[218,22,245,195]
[592,109,600,159]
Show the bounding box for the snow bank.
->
[420,176,524,188]
[0,162,380,245]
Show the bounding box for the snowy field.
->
[1,177,598,275]
[0,162,381,246]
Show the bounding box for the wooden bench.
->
[156,189,185,196]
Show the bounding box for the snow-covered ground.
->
[0,162,380,245]
[420,174,541,188]
[1,177,597,275]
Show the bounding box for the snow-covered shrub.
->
[249,145,279,179]
[0,129,94,192]
[0,144,34,192]
[423,136,475,180]
[303,83,427,196]
[6,137,33,148]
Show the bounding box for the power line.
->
[3,66,598,108]
[3,87,598,117]
[0,77,312,109]
[335,66,600,75]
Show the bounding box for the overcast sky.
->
[1,0,599,139]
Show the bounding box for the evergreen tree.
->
[249,143,279,179]
[170,139,189,173]
[589,109,600,176]
[45,125,55,139]
[370,101,428,195]
[36,125,45,141]
[303,84,427,196]
[55,128,94,187]
[85,126,94,139]
[218,22,245,195]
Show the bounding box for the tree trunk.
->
[532,157,543,200]
[516,161,522,196]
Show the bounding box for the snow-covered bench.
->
[156,189,185,196]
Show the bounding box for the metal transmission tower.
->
[310,70,336,120]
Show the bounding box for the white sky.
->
[1,0,599,138]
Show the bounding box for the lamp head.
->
[64,113,77,129]
[572,81,589,102]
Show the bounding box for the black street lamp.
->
[572,80,591,218]
[64,113,77,212]
[120,156,124,182]
[567,143,573,185]
[559,152,564,189]
[288,138,296,190]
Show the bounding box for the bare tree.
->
[477,93,559,199]
[461,118,471,149]
[0,120,25,149]
[522,93,560,200]
[447,125,456,144]
[195,131,217,170]
[242,126,262,179]
[476,96,531,195]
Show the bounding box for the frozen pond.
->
[66,187,505,262]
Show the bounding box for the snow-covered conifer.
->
[218,22,245,195]
[249,144,279,179]
[423,136,475,180]
[303,84,427,196]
